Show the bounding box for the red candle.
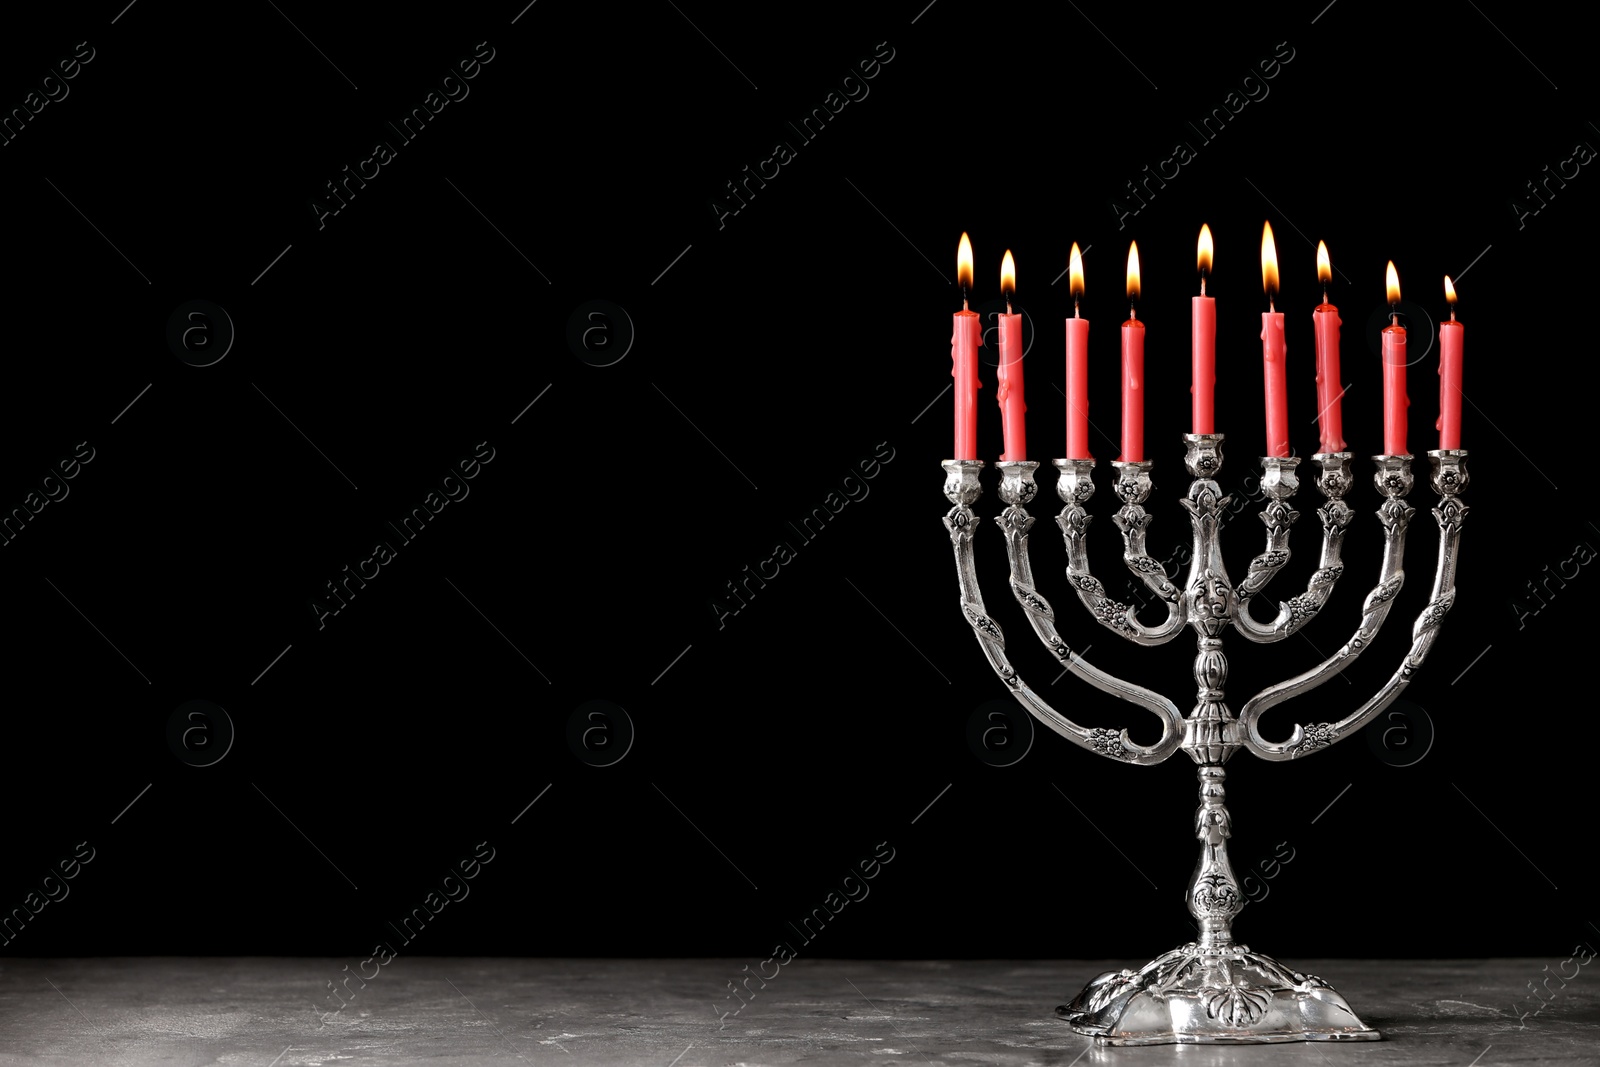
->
[1121,241,1145,463]
[952,232,982,459]
[1065,242,1091,459]
[1382,261,1409,455]
[1192,223,1216,434]
[1312,240,1346,453]
[1259,222,1289,457]
[1438,275,1463,450]
[996,250,1026,461]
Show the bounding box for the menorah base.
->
[1057,942,1381,1046]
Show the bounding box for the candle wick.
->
[1200,276,1207,297]
[962,289,969,311]
[1450,309,1457,321]
[1005,298,1012,315]
[1322,286,1328,305]
[1268,295,1275,314]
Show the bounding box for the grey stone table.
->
[0,958,1592,1065]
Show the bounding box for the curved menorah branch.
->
[1240,452,1467,761]
[1233,489,1412,744]
[1232,454,1357,643]
[943,460,1184,767]
[1055,459,1188,645]
[995,462,1187,759]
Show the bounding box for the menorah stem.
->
[1064,749,1376,1044]
[1188,764,1243,951]
[1055,434,1381,1044]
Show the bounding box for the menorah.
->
[941,434,1469,1045]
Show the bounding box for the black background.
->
[0,0,1592,964]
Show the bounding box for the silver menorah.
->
[942,434,1469,1045]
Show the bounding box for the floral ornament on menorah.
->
[941,434,1468,1046]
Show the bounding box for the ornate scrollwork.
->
[1310,565,1343,587]
[1058,507,1092,539]
[1363,574,1404,610]
[1113,505,1152,534]
[1284,592,1323,630]
[1413,590,1455,636]
[1258,500,1299,537]
[1093,597,1138,634]
[1377,497,1416,531]
[1247,549,1289,574]
[1434,496,1470,534]
[1078,968,1142,1014]
[997,505,1034,535]
[1010,582,1053,619]
[1192,872,1242,915]
[943,506,975,545]
[963,603,1004,644]
[1290,721,1336,756]
[1182,483,1231,521]
[1318,499,1354,531]
[1188,570,1234,636]
[1063,937,1371,1043]
[1201,984,1272,1027]
[1068,573,1104,594]
[1238,950,1328,991]
[1086,727,1134,760]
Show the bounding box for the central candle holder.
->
[942,434,1469,1046]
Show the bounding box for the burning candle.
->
[1192,223,1216,434]
[1382,261,1409,456]
[1438,276,1463,450]
[1121,242,1145,463]
[996,250,1026,461]
[1065,243,1091,460]
[952,232,982,460]
[1260,222,1289,457]
[1312,241,1346,454]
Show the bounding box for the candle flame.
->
[1000,250,1016,300]
[957,232,973,292]
[1069,242,1084,300]
[1126,241,1140,304]
[1317,241,1331,285]
[1260,221,1279,298]
[1197,223,1213,277]
[1444,274,1457,304]
[1386,260,1401,305]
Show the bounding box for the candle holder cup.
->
[941,438,1469,1045]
